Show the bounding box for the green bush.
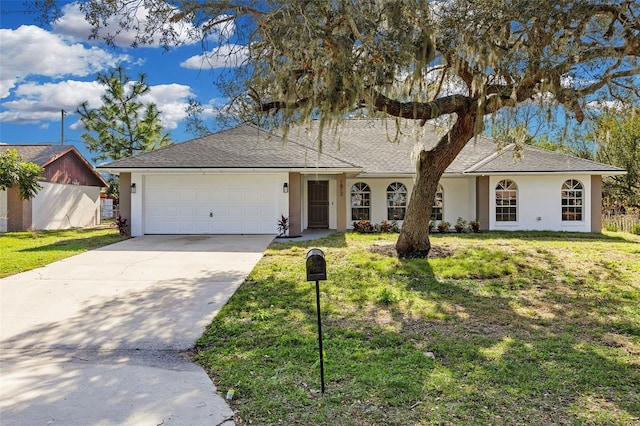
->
[353,220,375,233]
[352,220,399,234]
[632,223,640,235]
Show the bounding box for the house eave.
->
[463,170,627,176]
[353,172,415,178]
[97,166,363,175]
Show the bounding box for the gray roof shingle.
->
[101,125,358,170]
[2,145,74,166]
[284,119,501,174]
[99,119,625,176]
[465,144,626,174]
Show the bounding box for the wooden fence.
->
[601,214,640,233]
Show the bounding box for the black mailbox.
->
[306,248,326,281]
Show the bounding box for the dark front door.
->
[308,181,329,228]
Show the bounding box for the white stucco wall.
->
[440,177,477,225]
[345,177,415,226]
[489,174,592,232]
[344,174,595,232]
[32,182,101,230]
[345,176,477,228]
[0,189,7,232]
[128,171,597,235]
[131,172,143,236]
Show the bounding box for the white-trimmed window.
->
[387,182,407,220]
[351,182,371,221]
[431,184,444,221]
[495,179,518,222]
[561,179,583,221]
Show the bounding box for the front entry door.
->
[308,181,329,228]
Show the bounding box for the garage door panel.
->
[211,205,227,216]
[195,190,213,202]
[243,206,260,217]
[144,174,279,234]
[228,206,245,216]
[180,191,195,203]
[211,190,227,203]
[228,192,246,204]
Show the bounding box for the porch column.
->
[337,173,347,232]
[288,172,302,236]
[476,176,490,231]
[119,173,132,226]
[591,175,602,233]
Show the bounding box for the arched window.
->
[495,179,517,222]
[351,182,371,221]
[561,179,583,221]
[431,184,444,221]
[387,182,407,220]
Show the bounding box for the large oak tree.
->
[52,0,640,256]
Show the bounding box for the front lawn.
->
[0,227,126,278]
[196,231,640,425]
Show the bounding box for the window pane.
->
[495,180,517,222]
[351,182,371,221]
[561,179,583,221]
[431,185,444,221]
[387,182,407,220]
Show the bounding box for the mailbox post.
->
[306,248,327,393]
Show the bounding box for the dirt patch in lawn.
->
[368,243,454,259]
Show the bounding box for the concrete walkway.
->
[0,234,274,426]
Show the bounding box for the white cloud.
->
[139,83,195,129]
[52,1,199,48]
[0,25,129,99]
[202,14,237,43]
[586,99,625,112]
[0,80,103,124]
[180,43,249,70]
[0,79,193,130]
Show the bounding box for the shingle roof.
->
[98,119,626,176]
[283,119,500,174]
[465,144,626,174]
[101,124,359,170]
[2,144,74,166]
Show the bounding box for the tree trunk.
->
[396,113,478,258]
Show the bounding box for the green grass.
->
[196,231,640,425]
[0,227,126,278]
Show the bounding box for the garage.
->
[143,174,282,234]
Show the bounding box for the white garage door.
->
[143,174,280,234]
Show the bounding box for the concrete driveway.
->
[0,234,274,426]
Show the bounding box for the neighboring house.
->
[98,119,626,237]
[0,145,107,232]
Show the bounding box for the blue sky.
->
[2,1,635,166]
[0,0,240,163]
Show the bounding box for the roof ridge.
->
[39,146,75,167]
[464,142,510,173]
